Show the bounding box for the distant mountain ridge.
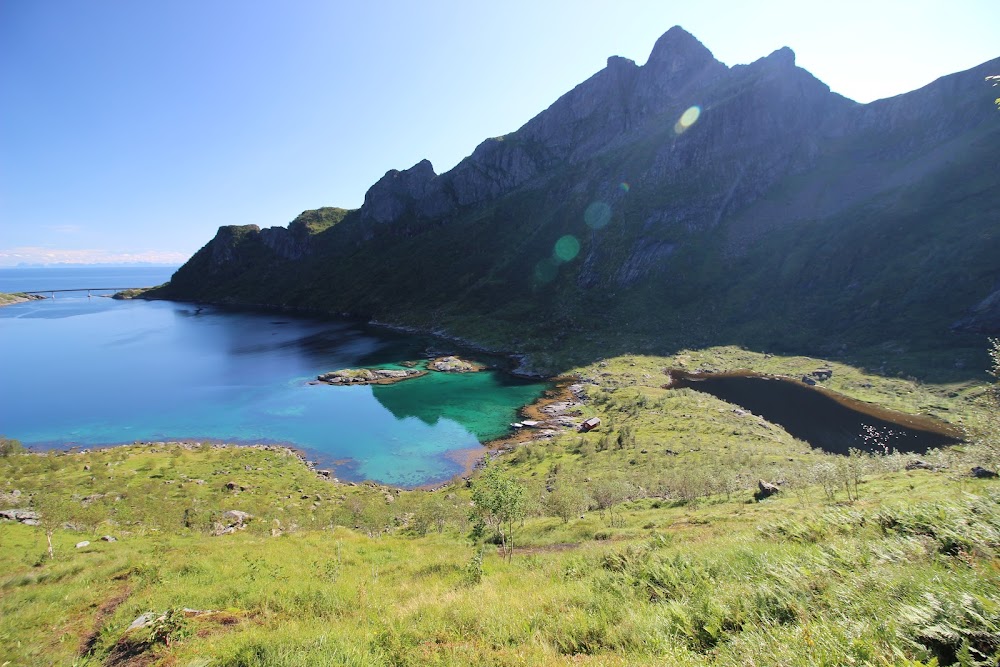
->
[155,27,1000,373]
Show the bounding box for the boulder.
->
[0,508,40,524]
[754,480,781,501]
[101,535,117,542]
[128,612,156,631]
[212,510,253,536]
[223,510,253,525]
[76,541,90,549]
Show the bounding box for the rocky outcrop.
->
[211,510,253,536]
[428,356,484,373]
[360,160,455,225]
[754,480,781,501]
[0,508,40,525]
[316,368,427,385]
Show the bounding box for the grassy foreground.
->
[1,348,998,666]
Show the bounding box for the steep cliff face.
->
[158,26,1000,363]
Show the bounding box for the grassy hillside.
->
[2,349,998,666]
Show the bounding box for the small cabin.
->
[579,417,602,432]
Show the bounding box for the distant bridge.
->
[20,287,150,298]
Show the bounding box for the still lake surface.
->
[0,268,547,486]
[669,371,962,455]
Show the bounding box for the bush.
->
[0,436,24,457]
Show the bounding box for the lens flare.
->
[674,105,701,134]
[553,235,580,262]
[619,182,630,193]
[584,201,612,229]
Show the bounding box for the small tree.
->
[591,476,632,527]
[989,337,999,384]
[984,338,1000,452]
[30,482,73,560]
[470,459,526,561]
[545,483,591,523]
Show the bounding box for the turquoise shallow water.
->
[0,288,546,486]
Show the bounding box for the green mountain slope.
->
[153,27,1000,377]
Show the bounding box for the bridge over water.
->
[20,287,149,298]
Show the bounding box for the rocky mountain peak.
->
[644,25,717,73]
[749,46,797,71]
[633,26,726,112]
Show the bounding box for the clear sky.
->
[1,0,997,267]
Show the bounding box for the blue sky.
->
[1,0,997,267]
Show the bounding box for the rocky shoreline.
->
[470,379,593,462]
[0,292,46,308]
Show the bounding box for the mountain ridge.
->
[155,27,1000,377]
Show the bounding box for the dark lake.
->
[0,268,547,487]
[668,370,962,455]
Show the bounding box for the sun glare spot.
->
[674,105,701,134]
[553,235,580,262]
[584,201,612,229]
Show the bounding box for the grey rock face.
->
[361,159,453,225]
[354,26,732,226]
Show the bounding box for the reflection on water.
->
[0,296,547,487]
[669,370,961,455]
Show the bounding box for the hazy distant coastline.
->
[5,262,181,269]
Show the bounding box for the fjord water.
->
[0,270,546,486]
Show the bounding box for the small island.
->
[314,368,427,385]
[315,356,487,386]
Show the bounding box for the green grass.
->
[1,352,998,665]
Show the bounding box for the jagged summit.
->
[644,25,717,69]
[748,46,797,70]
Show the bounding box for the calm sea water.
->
[0,268,546,486]
[0,266,177,293]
